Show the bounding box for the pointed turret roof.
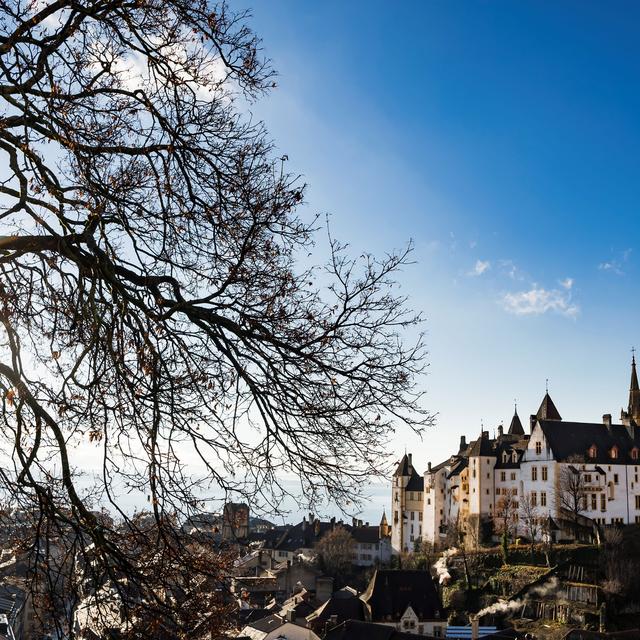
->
[393,454,411,477]
[380,511,388,526]
[629,354,640,422]
[536,392,562,421]
[508,407,525,435]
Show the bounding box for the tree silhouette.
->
[0,0,431,634]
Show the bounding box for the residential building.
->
[360,570,446,637]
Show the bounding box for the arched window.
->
[610,446,619,460]
[632,448,639,461]
[512,451,518,463]
[588,445,597,459]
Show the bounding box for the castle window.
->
[535,441,542,455]
[511,472,516,481]
[531,492,537,507]
[542,466,548,481]
[610,446,619,460]
[512,452,517,463]
[500,471,506,482]
[588,445,597,459]
[632,448,639,461]
[531,467,538,481]
[503,452,508,463]
[541,492,547,507]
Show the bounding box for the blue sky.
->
[231,1,640,522]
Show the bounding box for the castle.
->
[391,356,640,553]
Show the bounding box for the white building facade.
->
[391,357,640,553]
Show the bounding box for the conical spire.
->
[628,350,640,423]
[380,510,388,526]
[508,404,525,435]
[536,392,562,421]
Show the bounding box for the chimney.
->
[352,517,357,527]
[530,414,537,433]
[470,614,479,640]
[286,609,295,622]
[408,453,413,466]
[460,435,467,451]
[603,414,612,426]
[365,521,369,526]
[302,516,307,531]
[482,431,489,439]
[427,461,432,472]
[497,424,504,437]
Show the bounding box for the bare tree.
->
[0,0,432,634]
[519,492,541,558]
[316,526,355,578]
[557,458,588,540]
[495,488,518,540]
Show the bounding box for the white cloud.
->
[498,259,524,281]
[559,277,573,290]
[598,248,632,276]
[598,261,624,276]
[502,286,579,318]
[468,259,490,276]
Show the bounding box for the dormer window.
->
[588,445,597,459]
[632,448,639,461]
[512,452,518,463]
[610,446,619,460]
[502,452,508,463]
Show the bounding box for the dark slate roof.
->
[406,472,424,492]
[393,454,412,477]
[352,526,382,544]
[538,419,640,463]
[238,609,272,625]
[468,434,495,457]
[393,454,424,491]
[430,458,452,474]
[245,614,285,633]
[493,438,528,470]
[271,520,336,552]
[536,393,562,421]
[508,411,525,435]
[306,588,367,626]
[447,457,468,479]
[360,570,443,622]
[324,619,438,640]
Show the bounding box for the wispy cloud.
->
[598,261,624,276]
[559,277,573,290]
[502,285,579,318]
[498,259,525,281]
[468,259,491,276]
[598,248,632,276]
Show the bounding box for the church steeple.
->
[628,351,640,424]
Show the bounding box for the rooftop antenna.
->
[545,378,549,394]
